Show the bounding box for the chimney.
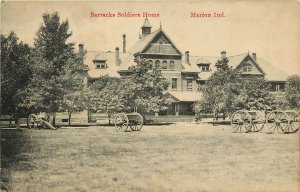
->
[79,44,84,54]
[221,50,226,59]
[252,53,256,62]
[122,34,126,53]
[185,51,190,64]
[115,47,120,66]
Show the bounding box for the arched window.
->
[169,61,175,69]
[148,60,153,67]
[162,60,168,69]
[155,60,160,68]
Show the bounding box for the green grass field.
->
[1,123,299,192]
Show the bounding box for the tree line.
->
[194,56,300,120]
[1,12,170,126]
[1,12,299,126]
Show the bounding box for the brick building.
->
[83,18,288,116]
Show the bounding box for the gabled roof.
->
[229,53,265,75]
[191,53,287,81]
[128,29,161,54]
[128,29,182,55]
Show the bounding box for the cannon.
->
[114,112,143,132]
[230,110,265,133]
[27,114,57,130]
[265,110,299,134]
[231,110,299,134]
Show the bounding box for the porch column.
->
[175,103,180,116]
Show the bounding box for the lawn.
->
[1,123,299,192]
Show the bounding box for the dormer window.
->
[197,64,210,72]
[243,64,252,72]
[94,60,107,69]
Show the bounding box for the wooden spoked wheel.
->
[284,111,299,133]
[266,111,289,134]
[248,111,265,132]
[114,113,129,132]
[28,114,39,129]
[127,113,143,131]
[231,111,252,133]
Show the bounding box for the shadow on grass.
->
[1,129,34,191]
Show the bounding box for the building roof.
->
[165,91,202,102]
[85,51,131,78]
[256,58,288,81]
[189,53,287,81]
[142,17,152,28]
[128,29,161,54]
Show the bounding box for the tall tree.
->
[89,60,170,124]
[1,32,31,123]
[23,12,86,126]
[127,60,170,113]
[194,68,242,120]
[285,75,300,109]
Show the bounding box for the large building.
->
[83,18,288,116]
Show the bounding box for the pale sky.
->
[1,0,300,75]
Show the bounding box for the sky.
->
[1,0,300,75]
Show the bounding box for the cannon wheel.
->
[114,113,129,132]
[284,111,299,133]
[248,111,265,132]
[28,114,39,129]
[128,113,143,131]
[266,111,290,134]
[231,111,252,133]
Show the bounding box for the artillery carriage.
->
[27,114,57,130]
[114,112,143,132]
[231,110,299,134]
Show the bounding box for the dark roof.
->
[141,18,152,28]
[128,29,161,54]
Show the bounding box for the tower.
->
[141,18,152,37]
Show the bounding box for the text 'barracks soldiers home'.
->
[82,18,288,116]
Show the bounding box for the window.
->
[202,65,209,71]
[155,60,160,68]
[243,64,252,72]
[275,84,281,92]
[197,64,210,71]
[172,78,177,90]
[162,60,168,69]
[169,61,175,69]
[187,78,193,91]
[95,61,106,69]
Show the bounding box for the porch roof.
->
[165,91,202,102]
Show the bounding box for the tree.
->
[215,55,229,71]
[22,12,85,126]
[237,78,274,110]
[89,76,136,124]
[89,60,170,124]
[194,68,242,120]
[127,60,170,113]
[1,32,32,123]
[285,75,300,109]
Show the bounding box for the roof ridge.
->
[189,55,219,58]
[227,53,248,58]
